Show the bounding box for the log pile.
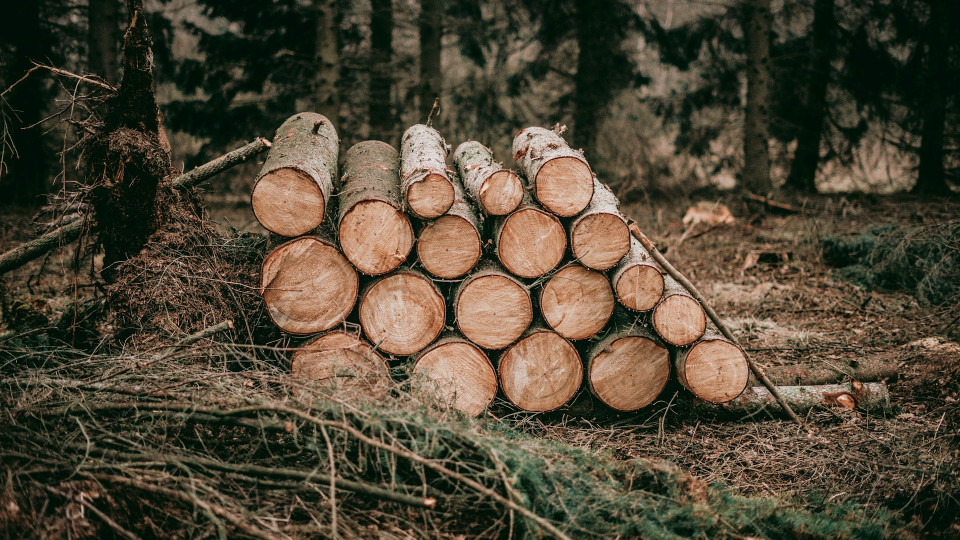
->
[256,113,754,416]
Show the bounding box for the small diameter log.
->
[337,141,414,275]
[569,178,629,270]
[587,318,670,411]
[454,261,533,350]
[252,113,339,237]
[721,381,890,415]
[498,325,583,412]
[651,275,706,346]
[758,355,899,387]
[540,264,614,340]
[493,193,566,278]
[611,237,664,311]
[358,269,446,356]
[453,141,524,215]
[400,124,455,219]
[674,329,750,403]
[291,330,390,390]
[512,126,594,217]
[412,333,498,417]
[416,178,482,279]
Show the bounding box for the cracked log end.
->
[540,264,614,341]
[359,271,445,356]
[339,200,414,275]
[588,336,670,411]
[413,337,498,417]
[499,328,582,412]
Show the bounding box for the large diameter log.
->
[291,330,390,393]
[651,275,706,346]
[412,333,498,417]
[498,326,583,412]
[338,141,414,275]
[252,113,338,237]
[358,270,446,356]
[400,124,455,219]
[674,330,750,403]
[719,381,890,414]
[416,178,482,279]
[453,141,524,215]
[612,237,664,311]
[512,126,593,217]
[493,194,566,278]
[454,261,533,349]
[540,264,614,340]
[260,236,358,335]
[587,319,670,411]
[569,179,629,270]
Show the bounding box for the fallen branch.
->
[161,319,234,355]
[720,381,890,415]
[746,192,799,214]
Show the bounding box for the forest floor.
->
[0,192,958,537]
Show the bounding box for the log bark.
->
[611,236,664,311]
[539,264,614,340]
[569,178,629,270]
[412,333,498,417]
[674,328,750,404]
[291,330,390,390]
[587,315,670,411]
[358,269,446,356]
[512,126,594,217]
[260,235,357,335]
[252,112,339,237]
[453,260,533,350]
[651,275,706,346]
[416,177,482,279]
[493,192,566,278]
[453,141,524,215]
[337,140,413,275]
[718,381,890,415]
[498,325,583,412]
[757,355,898,387]
[399,124,454,219]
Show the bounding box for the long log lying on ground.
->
[512,126,593,217]
[252,113,338,237]
[412,333,498,417]
[453,141,524,215]
[719,381,890,415]
[757,355,899,386]
[416,178,482,279]
[358,269,446,356]
[493,192,566,278]
[674,328,750,404]
[337,141,413,275]
[454,260,533,350]
[0,137,271,277]
[291,330,390,393]
[651,275,707,346]
[540,264,615,340]
[587,315,670,411]
[569,179,630,271]
[498,325,583,412]
[611,237,664,311]
[400,124,455,219]
[260,235,358,335]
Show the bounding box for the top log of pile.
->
[513,126,594,217]
[400,125,455,219]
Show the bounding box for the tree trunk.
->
[913,0,950,196]
[539,263,615,340]
[569,178,630,270]
[416,177,482,278]
[453,141,523,215]
[291,330,390,394]
[454,260,533,350]
[369,0,394,142]
[674,328,750,403]
[358,269,446,355]
[260,235,358,335]
[573,0,602,158]
[313,0,340,123]
[493,191,566,278]
[251,113,339,237]
[611,237,664,312]
[418,0,443,120]
[88,0,120,85]
[651,275,706,346]
[337,140,413,275]
[785,0,834,193]
[742,0,772,193]
[513,126,594,217]
[498,325,583,412]
[587,314,670,411]
[719,381,890,414]
[399,124,454,218]
[412,332,498,417]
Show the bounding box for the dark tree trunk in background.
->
[369,0,394,142]
[786,0,835,193]
[742,0,772,193]
[313,0,339,123]
[913,0,950,195]
[88,0,120,84]
[419,0,442,121]
[574,0,603,156]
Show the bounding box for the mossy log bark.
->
[611,237,664,312]
[337,140,413,275]
[453,260,533,350]
[587,314,670,411]
[651,275,706,346]
[539,263,614,340]
[512,126,593,217]
[252,112,339,237]
[492,191,566,278]
[498,324,583,412]
[399,124,454,219]
[569,178,629,270]
[416,177,482,279]
[358,268,446,356]
[674,327,750,404]
[412,332,498,417]
[452,141,523,216]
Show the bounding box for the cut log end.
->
[480,170,524,215]
[339,200,414,275]
[589,336,670,411]
[456,274,532,350]
[652,294,706,346]
[291,331,390,390]
[497,208,566,278]
[571,213,630,270]
[359,271,446,356]
[417,215,482,279]
[407,173,454,219]
[252,168,326,237]
[499,330,582,412]
[614,265,664,311]
[413,339,498,416]
[541,265,614,340]
[678,339,750,403]
[535,157,593,217]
